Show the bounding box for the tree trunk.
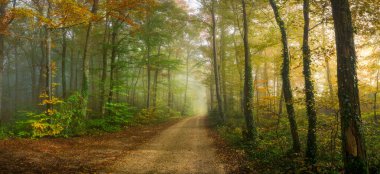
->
[183,50,190,115]
[14,43,19,111]
[61,29,67,98]
[167,68,172,109]
[241,0,256,140]
[82,0,99,116]
[302,0,317,164]
[330,0,368,172]
[108,20,118,114]
[100,16,110,116]
[211,0,224,121]
[220,22,228,113]
[45,1,53,111]
[375,67,379,124]
[153,46,161,109]
[70,31,76,92]
[254,65,259,122]
[0,1,6,121]
[269,0,301,152]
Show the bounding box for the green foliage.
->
[134,108,159,124]
[86,119,121,133]
[86,102,134,133]
[0,125,12,139]
[213,110,380,173]
[105,102,134,125]
[12,93,86,138]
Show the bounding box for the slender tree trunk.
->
[269,0,301,152]
[167,68,172,109]
[30,42,38,104]
[211,0,224,121]
[100,16,110,116]
[167,50,176,110]
[302,0,317,164]
[375,67,379,124]
[132,67,141,106]
[108,21,118,114]
[220,22,228,113]
[330,0,368,173]
[241,0,256,140]
[0,1,6,121]
[146,45,151,109]
[255,65,259,122]
[263,62,270,111]
[153,46,161,109]
[82,0,99,116]
[61,29,67,98]
[183,50,190,115]
[70,31,75,92]
[209,74,215,111]
[45,1,53,112]
[14,43,19,111]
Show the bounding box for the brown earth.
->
[0,119,180,173]
[0,116,237,174]
[107,116,225,174]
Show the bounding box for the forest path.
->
[107,116,225,174]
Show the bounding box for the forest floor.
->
[0,116,246,174]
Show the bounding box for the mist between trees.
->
[0,0,379,173]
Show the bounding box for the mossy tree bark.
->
[269,0,301,152]
[241,0,256,141]
[330,0,368,173]
[302,0,317,164]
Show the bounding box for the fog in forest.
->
[0,0,379,173]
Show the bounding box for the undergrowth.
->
[0,93,183,139]
[209,109,380,174]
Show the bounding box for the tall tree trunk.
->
[220,21,228,113]
[302,0,317,164]
[61,29,67,98]
[241,0,256,140]
[167,50,174,110]
[211,0,224,121]
[82,0,99,117]
[30,42,38,104]
[209,74,215,111]
[100,16,110,116]
[167,68,172,109]
[146,45,151,109]
[269,0,301,152]
[14,43,19,111]
[153,46,161,109]
[70,31,76,92]
[131,67,141,106]
[331,0,368,173]
[108,21,118,114]
[183,50,190,115]
[254,65,259,123]
[0,1,7,121]
[375,67,379,124]
[45,1,53,112]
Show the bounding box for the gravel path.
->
[108,116,225,174]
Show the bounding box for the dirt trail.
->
[107,116,225,174]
